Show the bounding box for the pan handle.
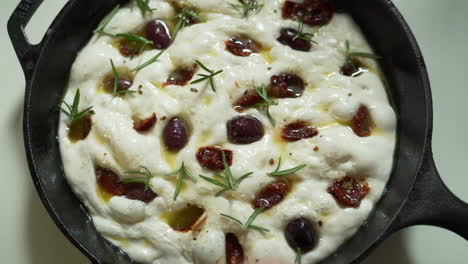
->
[7,0,44,79]
[388,148,468,239]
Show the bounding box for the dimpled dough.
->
[59,0,396,263]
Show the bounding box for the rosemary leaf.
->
[190,60,223,92]
[110,59,136,96]
[295,248,302,264]
[220,214,244,226]
[172,8,205,39]
[199,175,228,188]
[135,0,154,16]
[199,151,252,196]
[244,206,265,229]
[121,166,153,190]
[133,50,165,71]
[220,206,269,232]
[268,157,306,177]
[349,52,382,60]
[229,0,264,18]
[60,89,95,122]
[293,17,318,44]
[166,162,196,201]
[94,5,120,34]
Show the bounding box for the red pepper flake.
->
[233,106,245,113]
[269,158,275,165]
[253,181,290,209]
[226,233,244,264]
[313,146,319,151]
[196,146,233,171]
[327,176,370,208]
[96,167,125,196]
[282,121,319,142]
[225,35,260,57]
[133,113,157,133]
[352,106,372,137]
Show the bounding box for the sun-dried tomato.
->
[234,89,263,109]
[96,167,125,196]
[282,0,335,26]
[124,182,158,203]
[270,73,305,98]
[282,121,318,142]
[253,181,290,209]
[226,233,244,264]
[327,176,370,208]
[68,115,92,141]
[352,106,372,137]
[225,35,260,57]
[196,146,233,171]
[133,113,157,132]
[163,64,198,86]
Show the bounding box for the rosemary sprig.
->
[110,59,136,96]
[133,50,165,71]
[293,18,318,44]
[135,0,155,16]
[220,205,270,232]
[60,89,94,122]
[295,248,302,264]
[190,60,223,92]
[172,8,206,39]
[165,162,197,201]
[345,40,381,60]
[94,5,120,34]
[119,166,153,190]
[199,151,252,196]
[229,0,264,18]
[252,85,278,126]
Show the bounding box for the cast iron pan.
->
[8,0,468,263]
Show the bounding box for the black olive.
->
[227,116,264,144]
[145,20,172,50]
[285,218,318,252]
[163,117,189,152]
[104,76,133,93]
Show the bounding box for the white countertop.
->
[1,0,467,263]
